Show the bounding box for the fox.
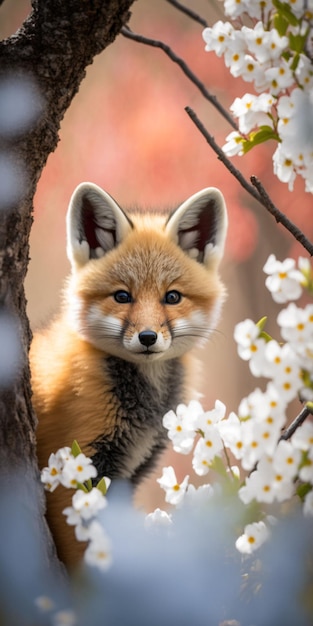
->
[30,182,228,567]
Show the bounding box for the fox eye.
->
[114,290,132,303]
[164,290,182,305]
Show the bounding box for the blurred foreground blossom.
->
[235,521,270,554]
[0,74,44,139]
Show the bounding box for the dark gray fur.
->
[89,356,184,485]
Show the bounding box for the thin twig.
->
[166,0,208,27]
[121,26,237,130]
[280,405,312,441]
[185,106,313,256]
[250,176,313,255]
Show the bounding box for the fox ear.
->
[165,188,228,266]
[66,182,133,270]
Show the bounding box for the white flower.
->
[263,254,303,303]
[240,420,277,470]
[234,319,268,376]
[241,0,274,20]
[299,449,313,483]
[222,131,245,156]
[145,508,173,530]
[291,422,313,451]
[55,446,72,463]
[84,520,112,571]
[195,399,226,434]
[74,522,92,542]
[63,487,107,524]
[248,339,268,377]
[60,453,97,488]
[236,520,270,554]
[240,454,295,503]
[235,54,264,84]
[234,318,261,359]
[157,466,189,506]
[219,411,250,463]
[239,457,276,503]
[224,0,248,18]
[262,341,303,402]
[295,54,313,91]
[230,93,272,133]
[264,340,301,380]
[224,32,246,72]
[264,58,294,94]
[238,384,283,421]
[41,466,61,493]
[241,23,270,61]
[272,440,301,480]
[278,303,313,348]
[279,89,313,154]
[183,483,214,506]
[273,144,297,190]
[202,21,234,56]
[303,490,313,516]
[266,27,289,60]
[192,427,224,476]
[163,400,200,454]
[40,449,71,492]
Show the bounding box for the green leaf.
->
[76,482,89,493]
[242,127,279,154]
[85,478,93,492]
[273,12,289,36]
[259,331,273,343]
[289,33,307,54]
[256,316,268,332]
[71,439,82,458]
[96,477,108,496]
[289,52,300,72]
[296,482,312,501]
[209,455,229,479]
[256,317,273,342]
[272,0,299,26]
[302,370,313,390]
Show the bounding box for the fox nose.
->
[138,330,158,348]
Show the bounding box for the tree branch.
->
[185,106,313,256]
[0,0,135,570]
[121,26,237,130]
[280,405,312,441]
[250,176,313,254]
[121,13,313,256]
[166,0,208,27]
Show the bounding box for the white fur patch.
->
[187,248,199,260]
[95,247,105,259]
[204,242,215,262]
[124,331,171,354]
[68,240,90,268]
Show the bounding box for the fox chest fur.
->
[30,182,227,566]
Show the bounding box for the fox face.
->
[65,183,228,364]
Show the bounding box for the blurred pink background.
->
[2,0,312,509]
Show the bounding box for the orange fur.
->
[30,183,227,568]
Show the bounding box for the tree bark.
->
[0,0,135,571]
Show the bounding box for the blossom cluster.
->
[153,253,313,555]
[41,443,112,571]
[202,0,313,191]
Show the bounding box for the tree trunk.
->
[0,0,135,571]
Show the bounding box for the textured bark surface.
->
[0,0,135,570]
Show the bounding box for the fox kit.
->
[30,182,227,566]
